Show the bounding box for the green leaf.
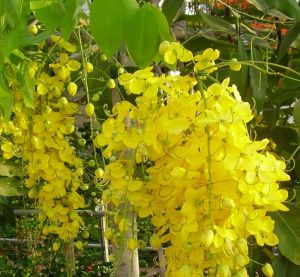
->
[0,159,17,177]
[30,0,59,9]
[0,177,22,197]
[273,255,300,277]
[264,0,300,21]
[237,37,249,95]
[281,60,300,89]
[90,0,127,58]
[274,89,300,106]
[0,82,13,121]
[248,244,270,277]
[16,63,35,109]
[198,11,236,34]
[31,0,82,39]
[249,49,268,112]
[277,22,300,63]
[125,4,160,68]
[162,0,184,25]
[248,0,300,20]
[271,204,300,265]
[0,165,16,177]
[271,127,300,151]
[0,26,24,61]
[33,1,62,31]
[0,200,16,227]
[124,0,139,21]
[229,38,249,96]
[247,0,269,11]
[148,5,173,41]
[3,0,30,28]
[81,211,100,240]
[179,13,235,34]
[19,30,53,47]
[294,100,300,128]
[3,0,23,27]
[296,186,300,207]
[184,36,235,53]
[61,0,83,40]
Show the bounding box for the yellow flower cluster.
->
[96,44,289,276]
[0,38,84,241]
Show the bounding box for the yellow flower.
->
[194,48,220,74]
[229,58,241,71]
[49,53,81,81]
[51,35,77,52]
[150,234,161,250]
[28,151,49,174]
[118,67,154,94]
[159,41,193,65]
[1,140,15,159]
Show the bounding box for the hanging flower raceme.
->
[95,42,289,276]
[0,37,85,243]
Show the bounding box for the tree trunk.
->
[111,210,139,277]
[65,240,76,277]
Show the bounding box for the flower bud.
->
[82,231,90,239]
[234,254,249,268]
[28,24,38,35]
[100,54,107,61]
[78,138,86,146]
[88,160,96,167]
[229,58,241,71]
[127,238,138,251]
[44,106,52,114]
[262,263,273,277]
[220,197,235,209]
[75,168,84,176]
[178,264,191,277]
[95,168,104,178]
[52,242,61,251]
[107,78,116,89]
[69,211,78,221]
[44,120,52,129]
[217,264,231,277]
[75,240,84,250]
[118,67,125,74]
[28,188,37,199]
[236,238,248,254]
[92,94,100,102]
[118,218,130,233]
[85,103,95,117]
[200,229,214,248]
[67,82,77,96]
[81,183,89,190]
[104,229,113,239]
[84,62,93,73]
[150,234,161,250]
[58,97,68,106]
